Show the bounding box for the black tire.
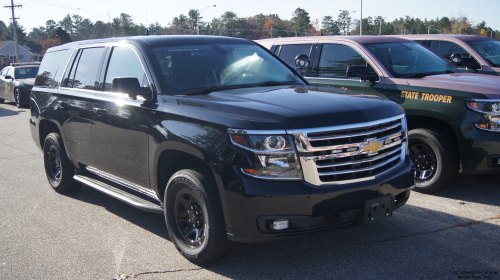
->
[164,168,233,264]
[14,89,22,108]
[408,128,459,194]
[0,98,4,103]
[43,133,81,193]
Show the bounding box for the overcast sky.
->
[2,0,499,32]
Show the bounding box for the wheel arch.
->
[38,119,62,149]
[406,115,461,161]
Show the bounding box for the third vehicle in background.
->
[391,35,500,76]
[256,36,500,194]
[0,62,39,107]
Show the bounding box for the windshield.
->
[365,42,457,78]
[467,40,500,67]
[14,67,39,79]
[151,43,304,95]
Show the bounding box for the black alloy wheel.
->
[43,133,81,193]
[410,142,437,181]
[47,143,62,184]
[174,189,206,248]
[408,128,459,194]
[165,168,233,264]
[14,89,21,108]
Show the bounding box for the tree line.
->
[0,8,498,55]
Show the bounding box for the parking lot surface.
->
[0,103,499,279]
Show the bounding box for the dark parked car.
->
[30,35,414,263]
[0,63,39,107]
[257,36,500,194]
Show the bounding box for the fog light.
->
[497,158,500,165]
[271,219,289,230]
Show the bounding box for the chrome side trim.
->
[86,166,160,201]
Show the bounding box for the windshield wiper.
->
[182,84,258,95]
[402,70,457,78]
[255,81,296,87]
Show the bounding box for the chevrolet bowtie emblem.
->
[360,139,384,154]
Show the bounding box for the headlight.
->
[466,100,500,132]
[229,130,303,180]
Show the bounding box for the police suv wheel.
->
[408,128,459,194]
[43,133,81,193]
[164,168,233,264]
[14,89,21,108]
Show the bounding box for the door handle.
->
[57,100,67,108]
[92,106,107,115]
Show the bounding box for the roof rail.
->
[10,62,41,66]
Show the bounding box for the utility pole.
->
[360,0,362,35]
[4,0,22,63]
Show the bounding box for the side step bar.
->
[74,175,164,215]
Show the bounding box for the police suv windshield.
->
[365,42,457,78]
[467,40,500,67]
[151,43,304,95]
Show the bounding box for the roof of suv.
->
[49,35,254,51]
[257,35,416,46]
[387,34,497,42]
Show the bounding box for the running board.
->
[74,175,164,215]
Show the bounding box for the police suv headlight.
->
[466,100,500,132]
[229,130,303,180]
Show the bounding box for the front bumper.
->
[460,123,500,174]
[222,155,414,243]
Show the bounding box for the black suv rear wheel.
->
[409,128,459,193]
[43,133,81,193]
[164,168,233,264]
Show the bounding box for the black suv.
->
[30,35,414,263]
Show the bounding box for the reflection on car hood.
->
[17,78,35,86]
[176,86,403,130]
[405,73,500,98]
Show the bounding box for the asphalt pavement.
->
[0,102,499,280]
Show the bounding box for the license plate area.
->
[359,196,393,224]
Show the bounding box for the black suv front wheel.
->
[164,168,233,264]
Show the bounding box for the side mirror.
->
[294,54,310,76]
[346,65,378,82]
[112,77,151,100]
[4,75,12,80]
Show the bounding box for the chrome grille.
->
[287,114,407,186]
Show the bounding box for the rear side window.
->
[318,44,370,79]
[278,44,313,67]
[428,40,470,60]
[66,47,105,90]
[35,50,68,87]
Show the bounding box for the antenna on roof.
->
[145,28,149,36]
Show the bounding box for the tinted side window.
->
[428,40,470,59]
[35,50,68,87]
[104,47,148,91]
[318,44,369,79]
[68,47,105,90]
[278,44,313,67]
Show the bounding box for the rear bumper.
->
[223,156,414,243]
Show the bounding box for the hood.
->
[17,78,35,86]
[176,86,403,130]
[405,73,500,99]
